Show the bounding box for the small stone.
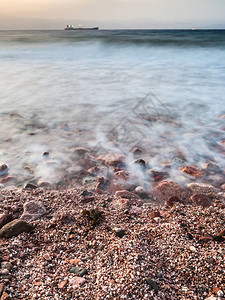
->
[166,196,182,207]
[24,182,38,190]
[146,278,159,291]
[0,219,33,238]
[1,262,12,271]
[181,166,205,178]
[132,147,144,155]
[150,211,161,218]
[58,279,67,289]
[21,201,46,221]
[1,292,11,300]
[69,259,81,265]
[0,214,13,230]
[113,228,125,238]
[42,151,49,156]
[134,159,146,167]
[0,165,8,176]
[0,283,6,297]
[189,246,197,252]
[43,253,51,261]
[213,287,223,296]
[190,194,211,207]
[69,276,86,289]
[198,236,213,242]
[70,267,87,277]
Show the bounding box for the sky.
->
[0,0,225,29]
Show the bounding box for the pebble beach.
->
[0,149,225,300]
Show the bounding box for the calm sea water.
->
[0,30,225,186]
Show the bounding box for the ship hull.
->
[65,27,99,30]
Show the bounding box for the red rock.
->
[70,259,81,264]
[150,211,161,218]
[166,196,182,207]
[0,283,6,297]
[43,253,51,261]
[155,180,190,202]
[213,287,221,295]
[69,276,86,289]
[0,214,12,230]
[58,279,68,289]
[115,190,136,199]
[190,194,211,207]
[221,184,225,191]
[198,236,213,242]
[180,166,205,178]
[1,292,11,300]
[98,153,125,167]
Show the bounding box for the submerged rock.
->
[0,219,33,238]
[180,166,205,178]
[0,164,8,176]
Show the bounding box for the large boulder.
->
[0,219,33,238]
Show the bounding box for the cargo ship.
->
[65,24,99,30]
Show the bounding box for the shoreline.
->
[0,153,225,299]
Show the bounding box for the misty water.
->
[0,29,225,187]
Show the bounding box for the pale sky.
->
[1,0,225,29]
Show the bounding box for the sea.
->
[0,29,225,187]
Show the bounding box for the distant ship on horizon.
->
[65,24,99,30]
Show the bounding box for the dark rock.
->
[190,194,211,207]
[146,278,159,291]
[24,182,38,190]
[113,228,125,238]
[0,214,12,230]
[166,196,182,207]
[42,152,49,156]
[0,219,33,238]
[134,159,146,167]
[0,165,8,176]
[70,267,87,277]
